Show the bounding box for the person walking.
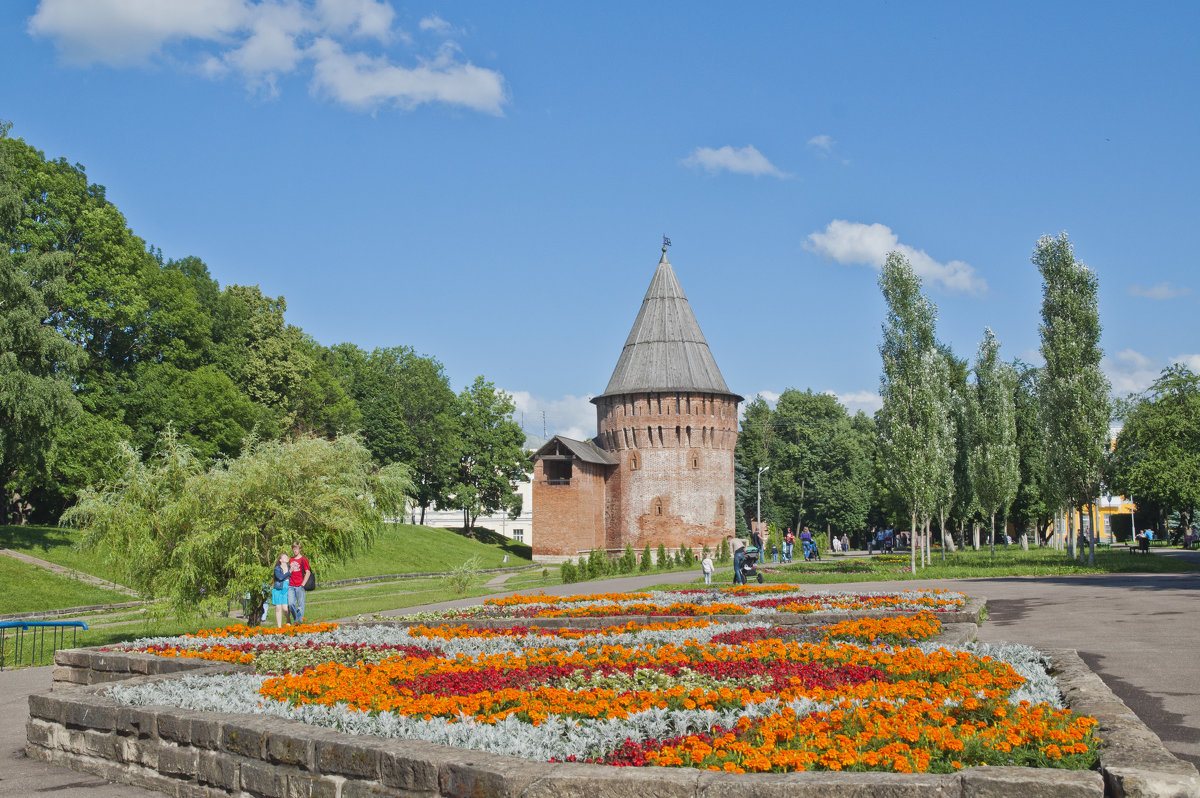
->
[288,541,312,623]
[701,552,714,585]
[784,528,795,563]
[841,533,850,553]
[730,537,747,585]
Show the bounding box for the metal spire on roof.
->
[594,243,740,401]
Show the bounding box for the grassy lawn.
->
[0,524,125,584]
[317,524,532,581]
[753,547,1197,584]
[0,556,130,614]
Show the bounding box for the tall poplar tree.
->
[967,328,1020,556]
[1035,234,1110,566]
[877,252,940,574]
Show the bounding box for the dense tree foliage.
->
[0,125,523,527]
[967,329,1019,556]
[1035,233,1110,564]
[62,432,411,619]
[1109,365,1200,532]
[451,377,529,533]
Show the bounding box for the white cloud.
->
[29,0,248,65]
[682,145,790,178]
[419,14,453,34]
[1128,282,1192,300]
[508,391,596,442]
[826,389,882,416]
[807,134,834,153]
[1103,348,1162,397]
[805,219,987,295]
[1176,354,1200,373]
[309,39,506,113]
[27,0,505,114]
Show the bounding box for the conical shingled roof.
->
[595,249,741,401]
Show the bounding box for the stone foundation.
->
[26,603,1200,797]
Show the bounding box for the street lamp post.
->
[757,466,770,541]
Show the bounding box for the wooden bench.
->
[1129,538,1150,554]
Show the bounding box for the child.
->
[701,553,714,585]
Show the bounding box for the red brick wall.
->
[596,392,739,554]
[531,457,609,556]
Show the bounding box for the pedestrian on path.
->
[288,541,311,623]
[272,553,291,627]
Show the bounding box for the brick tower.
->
[531,245,741,559]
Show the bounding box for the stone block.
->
[340,779,397,797]
[287,773,341,798]
[25,717,57,749]
[696,770,959,797]
[439,754,557,798]
[158,743,201,778]
[158,710,194,743]
[115,705,159,738]
[62,697,118,732]
[961,766,1101,797]
[191,715,223,750]
[314,737,381,780]
[221,718,270,758]
[197,749,240,790]
[266,722,314,767]
[524,762,699,797]
[51,666,86,685]
[377,739,457,792]
[54,648,93,667]
[241,759,292,798]
[27,691,66,723]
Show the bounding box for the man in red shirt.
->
[288,541,312,623]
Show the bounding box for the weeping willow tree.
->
[62,431,412,620]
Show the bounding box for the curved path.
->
[3,551,1197,795]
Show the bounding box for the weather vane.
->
[662,235,672,252]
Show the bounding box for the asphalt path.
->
[3,549,1197,795]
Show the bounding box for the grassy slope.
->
[0,556,129,614]
[320,524,532,580]
[0,523,531,585]
[0,524,124,583]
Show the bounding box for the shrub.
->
[718,538,730,563]
[587,549,609,579]
[444,557,481,596]
[679,546,695,566]
[639,545,652,572]
[656,543,669,568]
[619,543,636,574]
[560,560,578,584]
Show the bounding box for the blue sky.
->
[3,1,1198,439]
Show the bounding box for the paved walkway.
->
[3,551,1198,795]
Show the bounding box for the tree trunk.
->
[989,512,995,557]
[1088,503,1097,566]
[419,505,427,525]
[910,512,917,574]
[939,509,948,560]
[972,522,980,551]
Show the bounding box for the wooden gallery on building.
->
[531,245,742,561]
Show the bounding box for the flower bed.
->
[107,594,1097,776]
[424,586,968,620]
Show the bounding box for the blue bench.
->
[0,620,88,670]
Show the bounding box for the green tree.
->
[1110,364,1200,532]
[62,432,410,619]
[450,377,528,534]
[329,344,458,520]
[0,123,84,523]
[1035,234,1110,564]
[876,252,941,574]
[967,329,1020,557]
[735,396,775,528]
[1010,361,1052,544]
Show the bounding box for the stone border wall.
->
[28,601,1198,797]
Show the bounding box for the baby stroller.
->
[803,538,821,561]
[740,546,765,584]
